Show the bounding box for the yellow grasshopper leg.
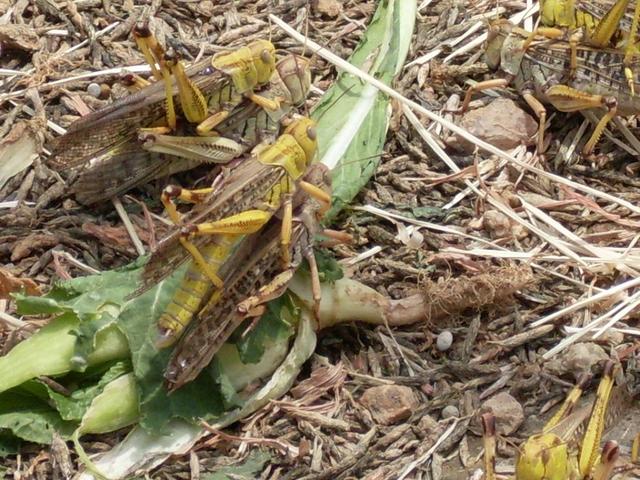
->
[544,85,618,156]
[138,131,245,164]
[578,361,615,477]
[521,26,566,52]
[245,92,280,111]
[161,185,214,225]
[623,0,640,96]
[121,73,151,93]
[543,373,590,432]
[236,268,297,318]
[160,184,228,288]
[458,78,510,113]
[132,22,167,82]
[165,54,208,125]
[179,208,272,288]
[280,195,293,267]
[521,90,548,154]
[133,23,178,129]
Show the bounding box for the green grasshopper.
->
[138,117,330,349]
[52,50,311,205]
[460,20,640,156]
[163,162,331,391]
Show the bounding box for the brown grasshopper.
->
[528,0,640,92]
[52,50,311,205]
[49,24,278,168]
[137,116,330,349]
[163,163,332,391]
[460,20,640,156]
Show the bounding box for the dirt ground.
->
[2,0,640,478]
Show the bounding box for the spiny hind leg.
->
[139,131,245,164]
[544,85,618,156]
[543,372,591,432]
[578,361,616,477]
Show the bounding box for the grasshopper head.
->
[284,116,318,168]
[247,40,277,84]
[515,433,571,480]
[274,54,311,106]
[484,20,512,71]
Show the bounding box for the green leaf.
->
[46,361,131,421]
[115,263,227,434]
[202,449,271,479]
[232,295,296,364]
[15,258,144,321]
[0,435,19,458]
[312,0,416,220]
[312,248,344,283]
[0,389,76,444]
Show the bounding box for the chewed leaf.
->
[312,0,416,219]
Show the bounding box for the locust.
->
[460,20,640,156]
[64,53,311,205]
[529,0,640,92]
[48,23,287,201]
[163,162,331,391]
[481,360,640,479]
[138,116,330,349]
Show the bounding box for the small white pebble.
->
[87,82,102,98]
[436,330,453,351]
[441,405,459,419]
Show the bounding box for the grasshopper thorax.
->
[284,116,318,168]
[484,20,512,71]
[247,39,277,84]
[274,54,312,106]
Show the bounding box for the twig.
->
[111,197,145,256]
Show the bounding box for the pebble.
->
[436,330,453,351]
[360,385,420,425]
[87,82,102,98]
[453,98,537,153]
[480,391,524,435]
[546,342,608,380]
[441,405,459,419]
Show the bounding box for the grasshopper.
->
[482,360,640,479]
[460,20,640,156]
[139,116,330,349]
[48,23,280,190]
[163,163,331,391]
[66,53,311,205]
[532,0,640,91]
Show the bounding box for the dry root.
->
[385,264,535,327]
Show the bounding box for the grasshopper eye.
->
[261,49,273,64]
[306,126,317,141]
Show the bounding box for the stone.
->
[454,98,537,153]
[436,330,453,351]
[360,385,420,425]
[441,405,459,419]
[312,0,342,17]
[546,343,608,380]
[480,392,524,435]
